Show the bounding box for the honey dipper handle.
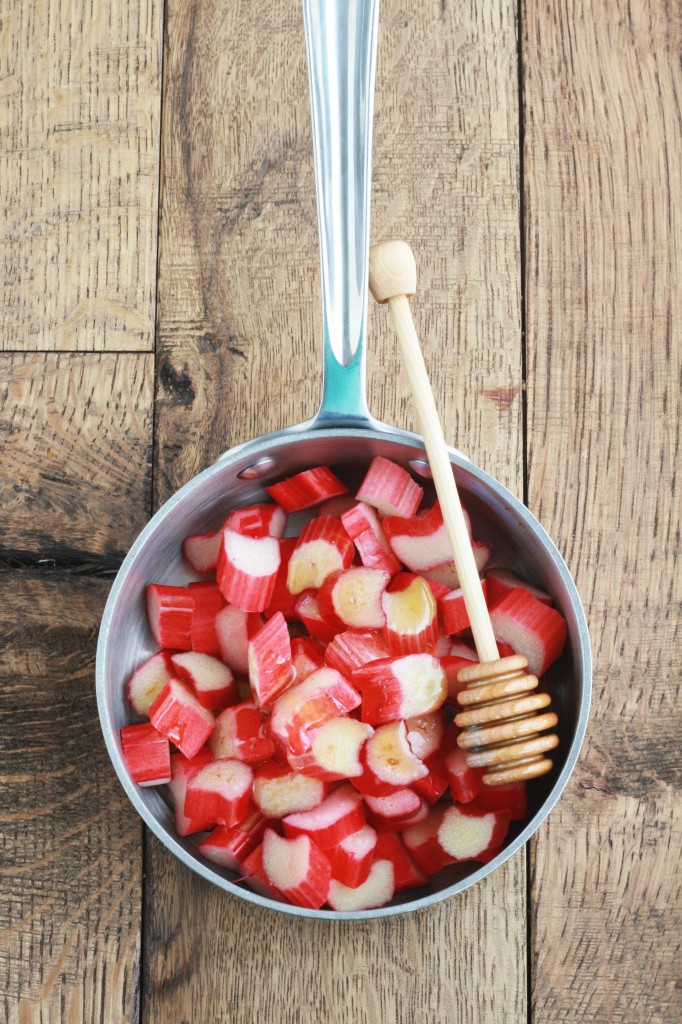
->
[369,240,499,663]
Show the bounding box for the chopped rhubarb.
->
[316,567,390,630]
[216,530,280,612]
[223,502,287,539]
[437,804,511,862]
[171,652,237,711]
[184,758,253,828]
[423,540,490,590]
[485,568,552,607]
[287,717,373,780]
[356,456,423,518]
[283,783,365,849]
[286,516,354,595]
[353,653,447,725]
[290,636,326,681]
[239,842,284,901]
[252,761,325,818]
[474,781,527,820]
[120,723,171,786]
[168,748,215,836]
[340,502,401,576]
[373,833,427,892]
[316,493,358,518]
[402,806,455,875]
[127,651,174,717]
[214,604,262,675]
[149,677,215,759]
[247,612,295,708]
[327,858,395,912]
[182,530,222,574]
[411,753,451,805]
[445,744,485,804]
[364,789,429,832]
[489,587,567,676]
[381,575,439,656]
[363,720,428,790]
[324,629,389,678]
[293,591,343,644]
[383,501,454,572]
[209,701,275,764]
[189,581,224,656]
[263,537,298,621]
[404,710,446,761]
[439,580,488,637]
[269,667,361,756]
[265,466,349,513]
[146,584,194,650]
[261,829,331,909]
[198,807,270,871]
[325,823,378,888]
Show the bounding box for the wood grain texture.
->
[148,2,526,1023]
[0,0,162,351]
[0,571,142,1024]
[0,353,154,560]
[523,1,682,1020]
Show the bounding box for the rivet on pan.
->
[408,458,432,479]
[238,457,278,480]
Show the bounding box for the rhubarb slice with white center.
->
[288,717,374,780]
[265,466,349,512]
[290,636,326,682]
[146,584,194,650]
[269,668,361,755]
[209,701,274,764]
[286,516,354,594]
[214,604,262,675]
[405,710,446,760]
[216,530,280,612]
[127,651,174,717]
[489,587,567,676]
[356,456,423,518]
[327,859,395,912]
[184,758,253,829]
[381,575,439,656]
[223,502,286,539]
[171,652,236,711]
[182,530,222,574]
[283,783,365,849]
[149,677,215,759]
[340,502,401,576]
[261,829,332,909]
[317,567,390,630]
[353,653,447,725]
[247,611,295,708]
[253,762,325,818]
[198,808,270,871]
[485,568,552,607]
[437,805,511,861]
[364,721,428,788]
[324,629,389,678]
[326,823,378,888]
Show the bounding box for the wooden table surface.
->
[1,1,680,1021]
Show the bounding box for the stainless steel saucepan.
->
[96,0,591,919]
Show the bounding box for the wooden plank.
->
[0,571,142,1024]
[0,0,162,351]
[523,1,682,1020]
[147,2,526,1023]
[0,353,154,560]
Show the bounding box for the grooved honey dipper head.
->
[454,654,559,786]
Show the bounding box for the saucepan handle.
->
[303,0,380,427]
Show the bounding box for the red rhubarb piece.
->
[120,723,171,786]
[373,833,427,892]
[265,466,349,513]
[240,842,285,901]
[327,858,395,912]
[362,720,428,790]
[182,530,222,574]
[216,530,280,612]
[287,718,373,781]
[436,804,511,863]
[149,677,215,759]
[223,502,286,539]
[189,581,224,656]
[286,516,354,595]
[445,744,485,804]
[261,829,332,909]
[197,807,271,871]
[184,758,253,828]
[252,761,326,818]
[324,629,389,678]
[404,710,446,761]
[269,667,361,756]
[209,701,275,764]
[489,587,567,676]
[146,584,194,650]
[263,537,298,621]
[127,650,174,717]
[317,566,390,630]
[283,783,365,849]
[171,652,237,711]
[381,575,439,656]
[485,568,552,607]
[326,823,378,888]
[290,636,326,681]
[402,806,455,875]
[411,753,451,805]
[364,788,429,832]
[340,502,401,576]
[214,604,263,674]
[294,591,344,644]
[439,580,488,636]
[247,612,295,708]
[383,501,455,573]
[474,781,528,821]
[168,748,215,836]
[355,456,423,518]
[353,653,447,726]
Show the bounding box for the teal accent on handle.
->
[316,322,371,425]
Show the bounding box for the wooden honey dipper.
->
[368,240,559,785]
